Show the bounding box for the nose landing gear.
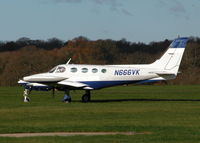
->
[23,88,31,102]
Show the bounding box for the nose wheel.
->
[23,88,31,102]
[82,90,91,103]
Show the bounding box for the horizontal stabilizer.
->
[149,71,176,76]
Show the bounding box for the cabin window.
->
[101,69,107,73]
[92,68,98,73]
[56,66,66,73]
[82,68,88,73]
[71,67,77,73]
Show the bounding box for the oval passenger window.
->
[92,68,98,73]
[82,68,88,73]
[101,69,107,73]
[71,67,77,73]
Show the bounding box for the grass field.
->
[0,85,200,143]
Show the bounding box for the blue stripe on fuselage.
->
[80,80,160,89]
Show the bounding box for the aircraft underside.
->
[19,79,160,103]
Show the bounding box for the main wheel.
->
[63,95,71,103]
[82,94,91,103]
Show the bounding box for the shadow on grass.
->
[73,98,200,103]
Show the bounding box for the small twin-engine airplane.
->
[18,37,188,103]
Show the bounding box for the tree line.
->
[0,36,200,86]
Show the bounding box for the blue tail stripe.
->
[170,37,188,48]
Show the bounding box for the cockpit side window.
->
[56,66,66,73]
[49,67,57,73]
[71,67,78,73]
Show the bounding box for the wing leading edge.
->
[58,80,94,90]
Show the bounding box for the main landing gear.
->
[82,90,91,103]
[62,90,91,103]
[62,90,71,103]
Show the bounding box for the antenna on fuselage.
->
[66,58,71,65]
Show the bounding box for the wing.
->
[57,80,94,90]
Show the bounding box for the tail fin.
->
[151,37,188,75]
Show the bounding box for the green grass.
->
[0,85,200,142]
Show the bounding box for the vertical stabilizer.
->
[152,37,188,75]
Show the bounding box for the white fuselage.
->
[23,64,166,89]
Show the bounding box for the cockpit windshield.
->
[48,66,66,73]
[56,66,66,73]
[48,66,57,73]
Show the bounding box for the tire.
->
[63,95,71,103]
[68,98,71,103]
[82,94,90,103]
[24,97,30,102]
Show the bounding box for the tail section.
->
[151,37,188,75]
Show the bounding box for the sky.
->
[0,0,200,43]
